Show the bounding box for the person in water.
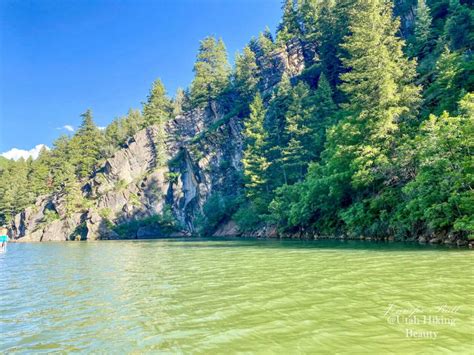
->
[0,226,9,251]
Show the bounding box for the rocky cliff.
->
[9,39,308,242]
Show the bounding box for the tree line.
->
[1,0,472,241]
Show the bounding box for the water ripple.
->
[0,239,472,353]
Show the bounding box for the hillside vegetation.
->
[2,0,473,243]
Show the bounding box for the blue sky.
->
[0,0,282,156]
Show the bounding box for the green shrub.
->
[99,207,112,219]
[43,208,60,223]
[112,206,177,238]
[196,192,240,235]
[233,201,263,232]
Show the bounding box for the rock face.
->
[9,38,308,242]
[257,38,306,93]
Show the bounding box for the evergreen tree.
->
[297,0,321,43]
[276,0,421,236]
[70,109,105,179]
[257,28,275,55]
[444,0,474,51]
[410,0,433,59]
[61,161,85,217]
[190,37,231,107]
[242,93,270,199]
[143,79,172,166]
[234,46,260,107]
[318,0,356,98]
[281,81,313,183]
[172,88,186,117]
[29,147,52,196]
[49,135,72,191]
[338,0,420,187]
[306,73,337,159]
[401,93,474,239]
[105,109,145,152]
[0,159,32,223]
[277,0,302,44]
[143,79,172,126]
[425,48,474,114]
[265,73,293,186]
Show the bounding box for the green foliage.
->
[264,73,293,187]
[129,192,141,207]
[114,179,128,192]
[172,88,186,117]
[425,48,474,115]
[113,207,177,238]
[401,93,474,238]
[233,200,265,232]
[2,0,472,244]
[318,0,356,99]
[0,158,33,224]
[143,79,172,166]
[268,0,422,238]
[165,172,180,184]
[190,36,231,107]
[276,0,302,44]
[242,93,270,199]
[196,192,240,235]
[99,207,113,220]
[444,0,474,51]
[233,46,260,108]
[43,208,60,223]
[409,0,434,59]
[69,109,105,180]
[104,109,144,153]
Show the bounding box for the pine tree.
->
[277,0,302,44]
[411,0,433,59]
[29,147,52,196]
[338,0,420,187]
[234,46,259,107]
[143,79,172,166]
[306,73,337,159]
[280,0,421,236]
[49,135,72,191]
[444,0,474,51]
[62,161,84,217]
[265,73,293,186]
[242,93,270,199]
[172,88,186,117]
[424,47,474,115]
[2,159,32,221]
[281,81,312,183]
[257,28,275,55]
[70,109,105,179]
[143,79,172,126]
[190,37,231,107]
[318,0,356,98]
[297,0,320,43]
[105,109,144,152]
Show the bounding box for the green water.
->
[1,239,473,353]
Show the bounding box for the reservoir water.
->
[1,239,473,353]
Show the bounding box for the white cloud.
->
[1,144,50,161]
[98,126,106,131]
[56,125,74,132]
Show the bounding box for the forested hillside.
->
[2,0,473,243]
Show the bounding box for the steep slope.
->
[9,36,307,242]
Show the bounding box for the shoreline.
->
[10,233,474,249]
